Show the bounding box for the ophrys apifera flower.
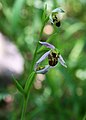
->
[49,8,64,27]
[34,41,67,74]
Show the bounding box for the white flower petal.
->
[39,41,55,49]
[52,8,64,13]
[36,50,51,64]
[49,14,54,24]
[58,55,67,68]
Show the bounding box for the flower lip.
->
[48,50,59,66]
[56,21,61,27]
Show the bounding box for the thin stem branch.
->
[30,23,45,72]
[21,97,27,120]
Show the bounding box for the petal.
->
[39,41,55,49]
[52,8,65,13]
[36,50,51,64]
[49,14,54,24]
[35,65,50,74]
[58,55,67,68]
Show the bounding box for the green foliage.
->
[12,75,25,95]
[11,0,25,32]
[24,72,36,94]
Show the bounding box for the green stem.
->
[21,73,36,120]
[21,97,27,120]
[20,18,46,120]
[30,23,45,72]
[30,40,39,72]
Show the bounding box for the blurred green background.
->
[0,0,86,120]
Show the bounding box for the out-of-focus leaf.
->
[82,114,86,120]
[12,75,25,95]
[0,93,9,101]
[68,38,84,67]
[11,0,25,30]
[64,22,84,39]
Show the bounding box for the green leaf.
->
[11,0,25,31]
[24,72,36,94]
[42,4,47,22]
[68,39,84,67]
[12,75,25,95]
[63,22,84,40]
[82,114,86,120]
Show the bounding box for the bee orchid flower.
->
[49,8,65,27]
[34,41,67,74]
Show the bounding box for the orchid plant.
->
[13,6,66,120]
